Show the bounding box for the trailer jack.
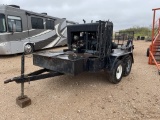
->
[4,53,63,108]
[17,53,31,108]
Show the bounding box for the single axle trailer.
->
[4,20,134,108]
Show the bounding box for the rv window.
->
[0,14,6,33]
[31,17,44,29]
[8,16,22,32]
[46,20,54,29]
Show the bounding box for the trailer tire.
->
[24,44,34,54]
[109,60,123,84]
[147,48,149,57]
[123,55,132,77]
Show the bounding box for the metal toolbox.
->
[33,51,87,75]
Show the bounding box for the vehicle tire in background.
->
[24,43,34,54]
[147,48,149,57]
[123,55,132,77]
[109,60,123,84]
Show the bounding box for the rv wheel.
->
[109,60,123,84]
[24,44,34,54]
[123,55,132,77]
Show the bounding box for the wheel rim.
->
[126,59,131,72]
[116,65,122,79]
[24,44,32,54]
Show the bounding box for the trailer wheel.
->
[109,60,123,84]
[147,48,149,57]
[24,44,34,54]
[123,56,132,77]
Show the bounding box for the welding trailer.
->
[4,21,134,108]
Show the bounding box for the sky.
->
[1,0,160,31]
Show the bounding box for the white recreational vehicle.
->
[0,5,77,55]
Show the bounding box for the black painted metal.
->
[27,69,48,76]
[4,68,63,84]
[16,72,63,83]
[33,51,92,75]
[21,53,25,97]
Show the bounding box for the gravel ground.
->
[0,40,160,120]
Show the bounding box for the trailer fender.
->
[110,53,134,71]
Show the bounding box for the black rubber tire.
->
[123,56,132,77]
[24,44,34,54]
[109,60,123,84]
[147,48,149,57]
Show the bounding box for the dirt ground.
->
[0,40,160,120]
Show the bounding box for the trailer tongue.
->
[4,20,134,108]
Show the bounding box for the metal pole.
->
[21,53,25,97]
[151,10,156,53]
